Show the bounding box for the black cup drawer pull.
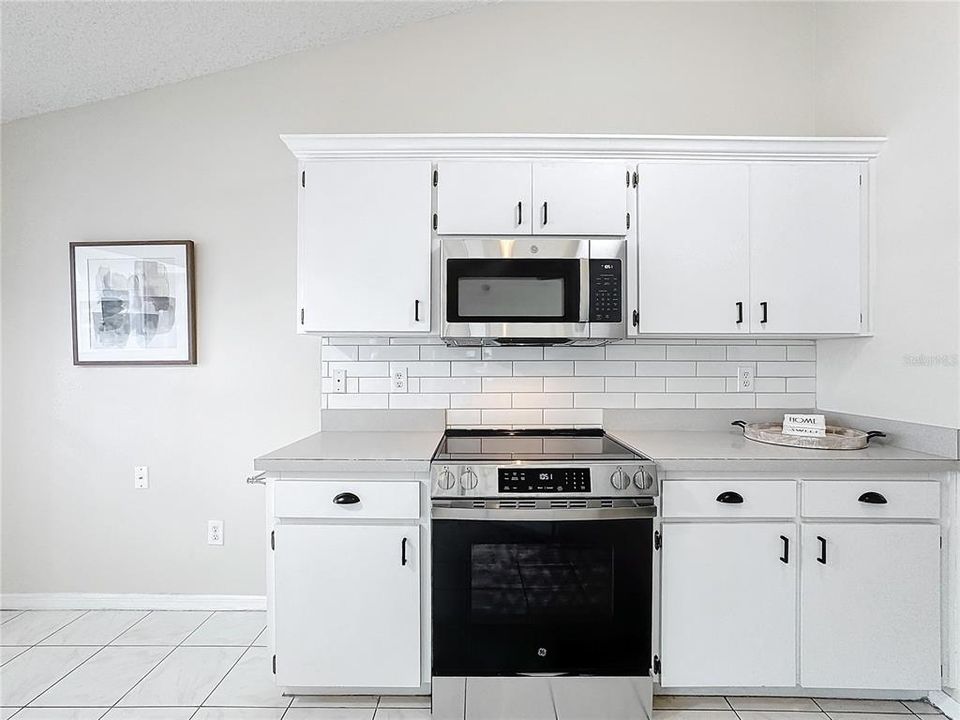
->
[333,492,360,505]
[716,491,744,504]
[858,491,888,504]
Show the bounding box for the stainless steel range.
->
[430,429,658,720]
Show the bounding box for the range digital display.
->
[498,468,591,493]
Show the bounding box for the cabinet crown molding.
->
[281,133,886,162]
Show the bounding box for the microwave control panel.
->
[589,259,622,323]
[498,468,591,494]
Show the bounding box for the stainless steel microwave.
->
[441,237,626,346]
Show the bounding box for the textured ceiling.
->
[0,1,484,123]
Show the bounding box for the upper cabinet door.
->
[436,161,532,235]
[533,161,630,236]
[299,160,432,333]
[749,163,863,334]
[638,163,750,334]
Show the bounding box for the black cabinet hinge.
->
[433,169,438,187]
[626,170,630,187]
[859,174,863,186]
[626,212,631,230]
[300,308,304,326]
[632,171,638,188]
[653,655,661,674]
[301,171,305,188]
[433,213,438,231]
[272,654,277,674]
[270,530,275,550]
[654,530,662,550]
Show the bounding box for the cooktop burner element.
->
[431,428,658,499]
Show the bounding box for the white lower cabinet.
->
[273,523,421,689]
[660,522,797,687]
[800,522,941,690]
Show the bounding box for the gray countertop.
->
[254,430,443,473]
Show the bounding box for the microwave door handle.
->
[579,258,590,322]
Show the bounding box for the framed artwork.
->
[70,240,197,365]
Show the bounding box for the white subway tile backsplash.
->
[451,393,511,409]
[604,377,666,393]
[358,345,421,361]
[515,361,574,376]
[577,360,635,376]
[574,393,635,409]
[321,336,817,424]
[513,393,574,409]
[543,409,603,425]
[421,377,482,393]
[483,377,544,393]
[543,377,604,392]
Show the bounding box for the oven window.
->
[446,259,581,323]
[458,277,564,318]
[471,543,613,622]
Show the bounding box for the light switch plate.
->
[134,466,149,489]
[333,369,347,393]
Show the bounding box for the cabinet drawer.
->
[802,480,939,520]
[662,481,796,518]
[274,481,420,520]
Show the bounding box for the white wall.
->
[1,1,825,595]
[814,2,960,429]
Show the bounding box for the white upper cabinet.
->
[749,163,863,334]
[532,161,629,236]
[298,160,432,333]
[436,160,629,236]
[638,163,750,334]
[435,161,531,235]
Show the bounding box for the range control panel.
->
[589,259,622,323]
[498,468,591,494]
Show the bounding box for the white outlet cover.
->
[737,366,755,392]
[134,466,149,489]
[391,366,407,393]
[207,520,224,546]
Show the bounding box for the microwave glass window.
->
[458,277,564,318]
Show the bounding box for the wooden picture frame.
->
[69,240,197,366]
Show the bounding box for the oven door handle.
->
[431,505,657,521]
[579,258,590,323]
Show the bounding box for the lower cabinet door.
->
[661,522,797,687]
[274,523,421,688]
[800,523,940,690]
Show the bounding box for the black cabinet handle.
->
[780,535,790,564]
[716,491,744,504]
[760,301,768,324]
[632,309,639,328]
[542,201,548,225]
[333,492,360,505]
[401,537,408,566]
[858,491,888,504]
[736,301,744,324]
[414,299,420,322]
[817,535,827,564]
[517,201,522,225]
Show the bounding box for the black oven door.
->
[431,512,653,677]
[446,258,585,324]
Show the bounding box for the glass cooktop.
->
[432,428,650,463]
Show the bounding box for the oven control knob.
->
[633,469,653,490]
[460,468,479,490]
[436,468,456,490]
[610,468,629,490]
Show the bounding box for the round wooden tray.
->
[731,421,886,450]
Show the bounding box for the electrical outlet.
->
[134,466,149,489]
[208,520,224,545]
[333,369,347,393]
[737,366,755,392]
[391,366,408,393]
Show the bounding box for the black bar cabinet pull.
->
[716,491,744,504]
[817,535,827,564]
[736,301,744,324]
[779,535,790,564]
[517,201,522,225]
[760,301,768,324]
[542,201,548,225]
[401,537,408,566]
[415,299,420,322]
[858,491,888,504]
[333,492,360,505]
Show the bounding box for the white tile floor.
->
[0,610,949,720]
